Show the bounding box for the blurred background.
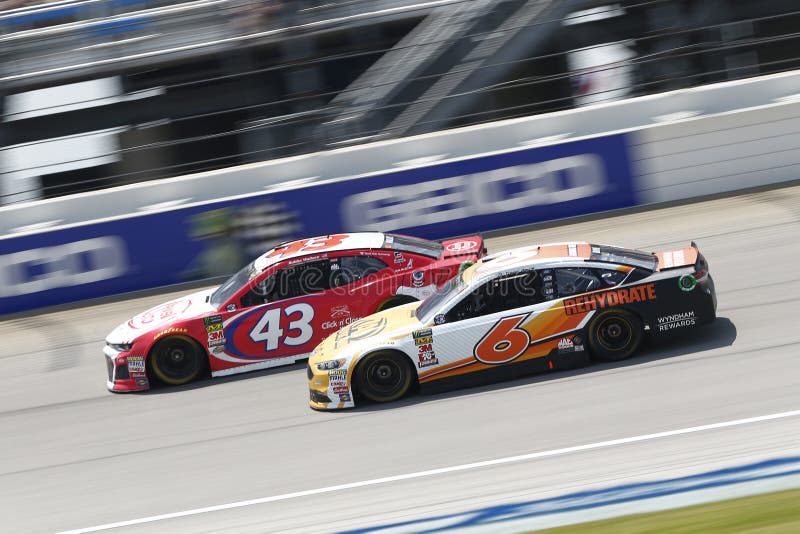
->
[2,4,800,533]
[2,0,799,205]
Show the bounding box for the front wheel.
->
[150,336,207,386]
[587,309,643,362]
[355,351,414,403]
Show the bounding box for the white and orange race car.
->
[308,241,716,409]
[104,232,484,391]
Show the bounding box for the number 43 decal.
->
[249,303,315,351]
[474,313,531,364]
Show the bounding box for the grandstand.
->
[1,0,799,203]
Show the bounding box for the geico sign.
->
[0,237,127,297]
[342,154,607,231]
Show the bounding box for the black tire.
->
[375,295,417,312]
[354,351,414,403]
[587,309,643,362]
[149,336,206,386]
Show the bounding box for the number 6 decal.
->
[474,313,531,364]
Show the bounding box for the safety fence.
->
[2,69,800,315]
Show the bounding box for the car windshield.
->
[416,273,467,322]
[590,244,658,271]
[210,261,258,308]
[387,234,443,258]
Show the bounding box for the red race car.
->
[104,232,485,391]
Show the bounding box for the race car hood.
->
[310,302,424,363]
[106,288,217,344]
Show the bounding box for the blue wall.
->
[0,133,637,315]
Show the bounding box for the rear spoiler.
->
[691,241,709,280]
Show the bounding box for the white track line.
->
[58,409,800,534]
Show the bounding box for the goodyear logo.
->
[154,327,188,340]
[564,283,656,316]
[203,315,223,326]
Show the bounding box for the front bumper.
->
[307,363,355,410]
[104,344,151,392]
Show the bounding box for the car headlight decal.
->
[316,358,346,371]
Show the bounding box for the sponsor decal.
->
[135,378,149,387]
[394,252,406,263]
[127,356,145,374]
[564,283,656,315]
[334,316,387,347]
[338,392,352,402]
[328,369,347,386]
[413,328,433,346]
[204,314,225,341]
[0,236,128,297]
[657,311,696,332]
[153,327,189,341]
[411,271,425,288]
[679,274,697,292]
[413,329,438,367]
[557,336,585,353]
[396,258,415,272]
[205,322,223,333]
[208,330,226,347]
[343,154,608,230]
[134,299,193,327]
[322,316,360,330]
[417,344,438,368]
[212,346,225,354]
[661,250,685,269]
[445,240,478,254]
[226,304,237,312]
[332,385,349,395]
[434,314,446,325]
[331,305,350,319]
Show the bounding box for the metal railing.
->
[3,0,800,205]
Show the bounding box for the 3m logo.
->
[564,283,656,316]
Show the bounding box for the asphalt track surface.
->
[3,185,800,534]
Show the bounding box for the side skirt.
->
[419,349,591,395]
[211,353,310,378]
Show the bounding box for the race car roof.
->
[470,242,656,279]
[253,233,387,271]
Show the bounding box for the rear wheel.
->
[375,295,417,312]
[355,351,414,403]
[150,336,206,386]
[587,309,643,362]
